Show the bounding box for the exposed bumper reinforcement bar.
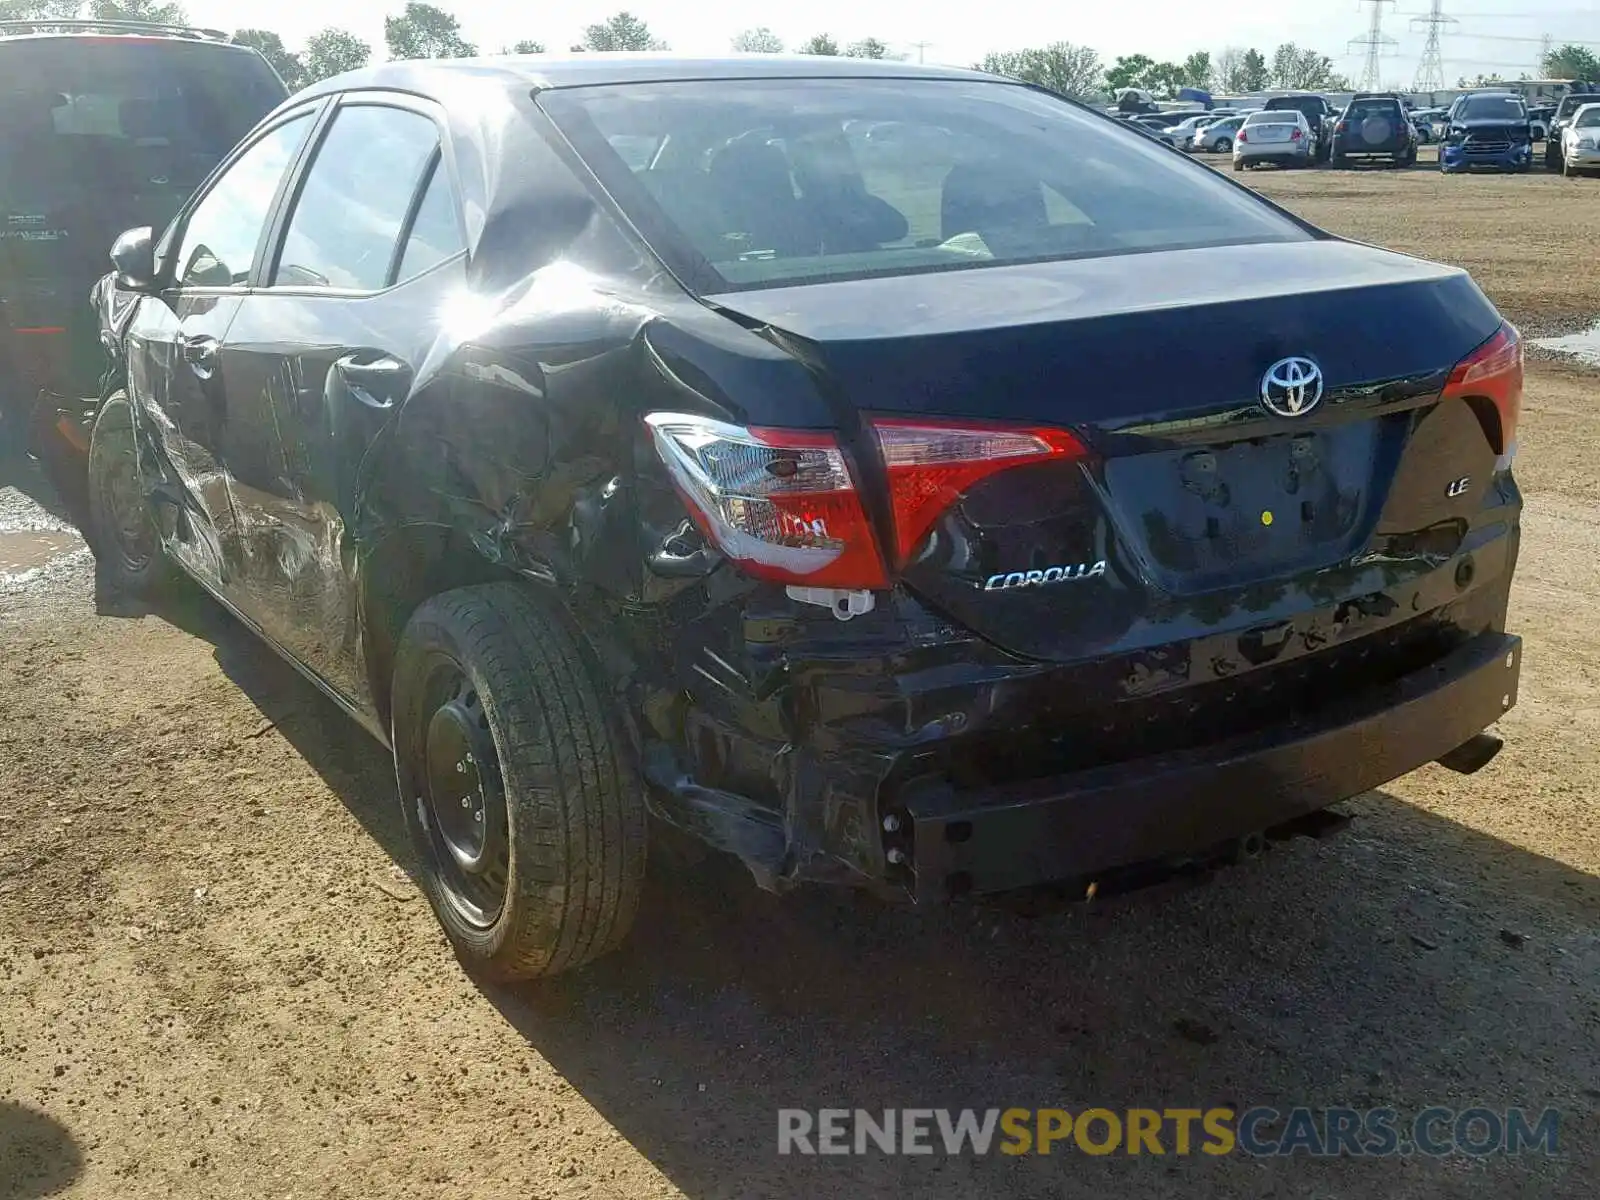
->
[898,632,1521,902]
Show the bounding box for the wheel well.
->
[360,525,522,730]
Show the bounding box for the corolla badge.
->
[1259,357,1325,418]
[983,561,1107,591]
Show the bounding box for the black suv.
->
[0,20,286,450]
[87,57,1523,979]
[1262,94,1336,162]
[1547,89,1600,169]
[1331,94,1419,168]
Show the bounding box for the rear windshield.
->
[1244,110,1299,125]
[541,78,1307,292]
[1458,96,1525,121]
[0,40,286,201]
[1347,100,1402,118]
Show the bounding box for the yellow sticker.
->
[1261,510,1275,526]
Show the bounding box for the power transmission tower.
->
[1538,33,1553,76]
[1350,0,1398,92]
[1410,0,1456,92]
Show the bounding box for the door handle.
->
[178,334,219,377]
[334,352,410,409]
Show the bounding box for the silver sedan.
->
[1233,109,1314,171]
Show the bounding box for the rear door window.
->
[272,105,442,291]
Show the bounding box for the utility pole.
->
[1350,0,1398,92]
[907,40,933,65]
[1538,32,1553,77]
[1410,0,1456,94]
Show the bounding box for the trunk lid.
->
[710,240,1505,662]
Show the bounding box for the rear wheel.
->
[1215,137,1232,154]
[1232,158,1244,172]
[86,392,169,597]
[391,583,647,980]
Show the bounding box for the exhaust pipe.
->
[1436,733,1504,776]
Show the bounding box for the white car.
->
[1233,109,1314,171]
[1562,103,1600,178]
[1162,113,1222,146]
[1192,114,1246,153]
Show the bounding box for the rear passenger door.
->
[213,95,467,715]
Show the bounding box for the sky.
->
[184,1,1600,87]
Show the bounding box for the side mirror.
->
[109,226,157,292]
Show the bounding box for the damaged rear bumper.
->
[892,631,1520,902]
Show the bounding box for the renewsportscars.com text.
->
[777,1107,1560,1158]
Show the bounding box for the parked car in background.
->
[0,18,287,449]
[1262,94,1336,162]
[1441,92,1533,174]
[1331,94,1418,168]
[85,55,1524,979]
[1410,108,1447,143]
[1235,108,1314,170]
[1192,114,1245,153]
[1527,108,1551,142]
[1561,102,1600,177]
[1547,90,1600,169]
[1162,113,1220,143]
[1127,114,1181,149]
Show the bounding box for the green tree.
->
[233,29,305,90]
[506,39,545,54]
[575,11,666,52]
[797,33,838,56]
[977,42,1102,100]
[731,27,782,53]
[844,37,891,59]
[302,27,371,82]
[1240,48,1269,91]
[1270,42,1338,90]
[88,0,186,19]
[1181,50,1212,91]
[0,0,190,18]
[385,2,475,59]
[1543,44,1600,81]
[1105,53,1156,92]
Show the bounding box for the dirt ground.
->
[3,152,1598,1200]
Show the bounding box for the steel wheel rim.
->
[412,655,510,928]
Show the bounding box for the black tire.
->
[1563,158,1575,178]
[391,582,647,980]
[1332,154,1349,169]
[86,391,169,596]
[1232,158,1245,172]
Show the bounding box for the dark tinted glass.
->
[395,159,465,282]
[543,78,1306,292]
[1459,96,1525,121]
[274,106,440,290]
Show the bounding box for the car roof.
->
[0,19,235,44]
[298,52,996,102]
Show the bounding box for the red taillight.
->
[1237,129,1248,143]
[872,419,1087,564]
[1291,128,1304,141]
[1442,323,1522,458]
[11,327,65,335]
[645,413,888,589]
[644,413,1089,589]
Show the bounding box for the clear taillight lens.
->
[645,413,888,589]
[646,413,1090,588]
[1442,322,1522,463]
[873,420,1087,564]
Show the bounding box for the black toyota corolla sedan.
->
[86,55,1523,978]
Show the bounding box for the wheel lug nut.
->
[455,761,466,774]
[461,797,470,808]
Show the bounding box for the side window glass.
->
[175,113,312,289]
[273,106,440,290]
[395,159,465,282]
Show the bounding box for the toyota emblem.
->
[1260,357,1325,418]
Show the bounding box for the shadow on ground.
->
[114,574,1600,1199]
[0,1103,82,1200]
